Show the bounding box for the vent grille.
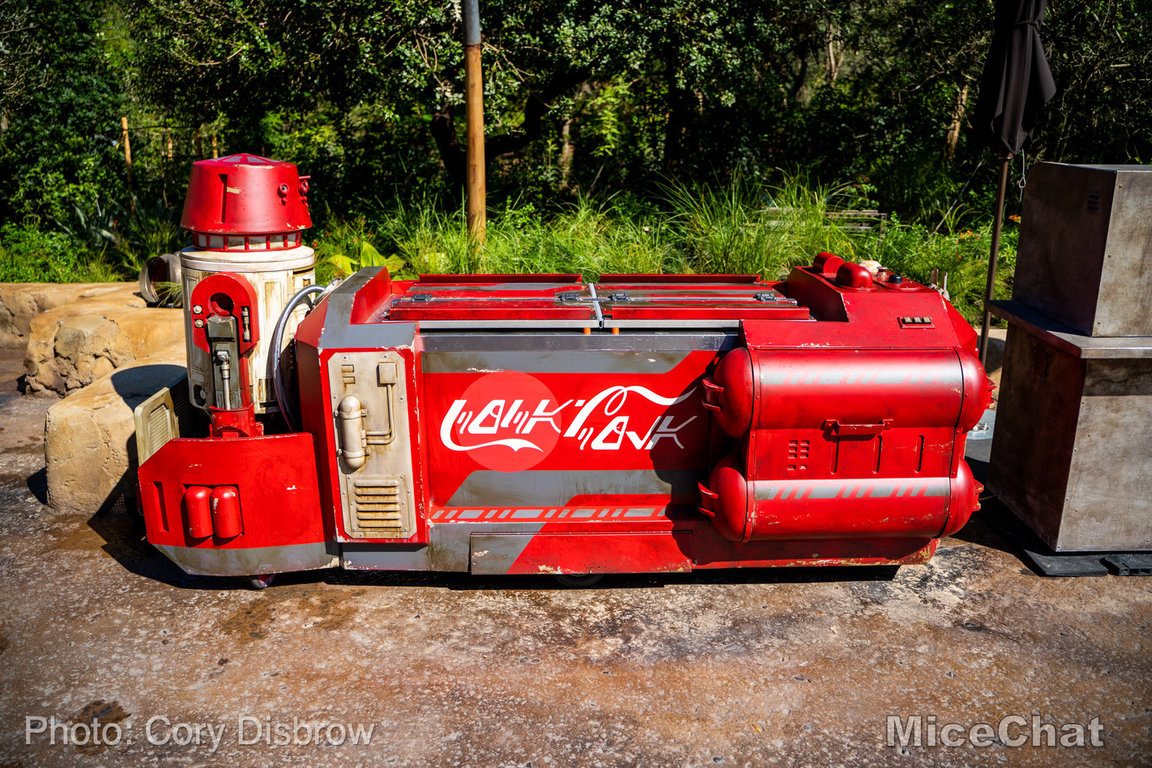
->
[1086,191,1100,214]
[134,379,194,465]
[787,439,810,459]
[147,404,175,447]
[787,439,811,472]
[352,476,405,533]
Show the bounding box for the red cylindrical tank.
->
[941,460,982,537]
[700,457,979,543]
[210,486,243,540]
[183,486,213,539]
[813,252,845,277]
[955,347,994,435]
[705,348,986,437]
[702,348,756,437]
[835,261,874,289]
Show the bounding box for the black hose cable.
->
[271,283,331,432]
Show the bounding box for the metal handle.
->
[701,377,723,412]
[822,418,893,436]
[697,482,718,518]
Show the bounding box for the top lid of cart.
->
[377,273,811,330]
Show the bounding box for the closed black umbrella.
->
[973,0,1057,364]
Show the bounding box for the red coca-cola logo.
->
[439,372,699,472]
[439,372,561,471]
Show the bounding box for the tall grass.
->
[315,195,681,283]
[0,196,188,284]
[310,175,1014,323]
[2,173,1014,325]
[662,175,860,278]
[859,218,1016,320]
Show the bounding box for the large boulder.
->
[45,351,188,515]
[0,283,142,349]
[24,294,184,395]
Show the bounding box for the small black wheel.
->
[554,573,604,588]
[248,574,275,590]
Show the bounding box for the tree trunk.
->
[432,72,588,190]
[826,21,842,82]
[431,106,466,187]
[558,117,574,191]
[945,84,969,161]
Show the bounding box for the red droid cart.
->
[136,156,991,585]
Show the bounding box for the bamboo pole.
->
[121,116,135,213]
[462,0,486,243]
[211,134,218,158]
[162,126,173,208]
[120,117,134,189]
[980,152,1012,365]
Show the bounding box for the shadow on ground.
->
[84,505,904,593]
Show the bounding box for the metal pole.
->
[980,152,1012,365]
[462,0,486,243]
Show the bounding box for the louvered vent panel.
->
[353,476,404,533]
[1086,191,1101,214]
[147,404,174,447]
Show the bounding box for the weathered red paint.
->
[139,433,326,550]
[182,486,213,540]
[138,246,990,581]
[209,486,243,540]
[180,154,311,236]
[188,272,260,359]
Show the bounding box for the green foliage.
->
[305,176,1005,324]
[1,0,1146,299]
[1038,1,1151,166]
[319,196,679,282]
[313,214,407,284]
[118,0,1152,222]
[456,197,678,278]
[50,197,119,260]
[0,0,125,225]
[48,194,185,276]
[662,175,863,280]
[0,221,120,282]
[860,218,1017,323]
[117,198,185,271]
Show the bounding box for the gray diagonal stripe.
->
[445,469,700,507]
[423,350,690,374]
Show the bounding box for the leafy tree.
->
[2,0,1150,243]
[126,1,867,201]
[1039,0,1151,164]
[0,0,125,225]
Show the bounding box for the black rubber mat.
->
[1022,549,1109,577]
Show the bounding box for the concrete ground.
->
[1,346,1149,768]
